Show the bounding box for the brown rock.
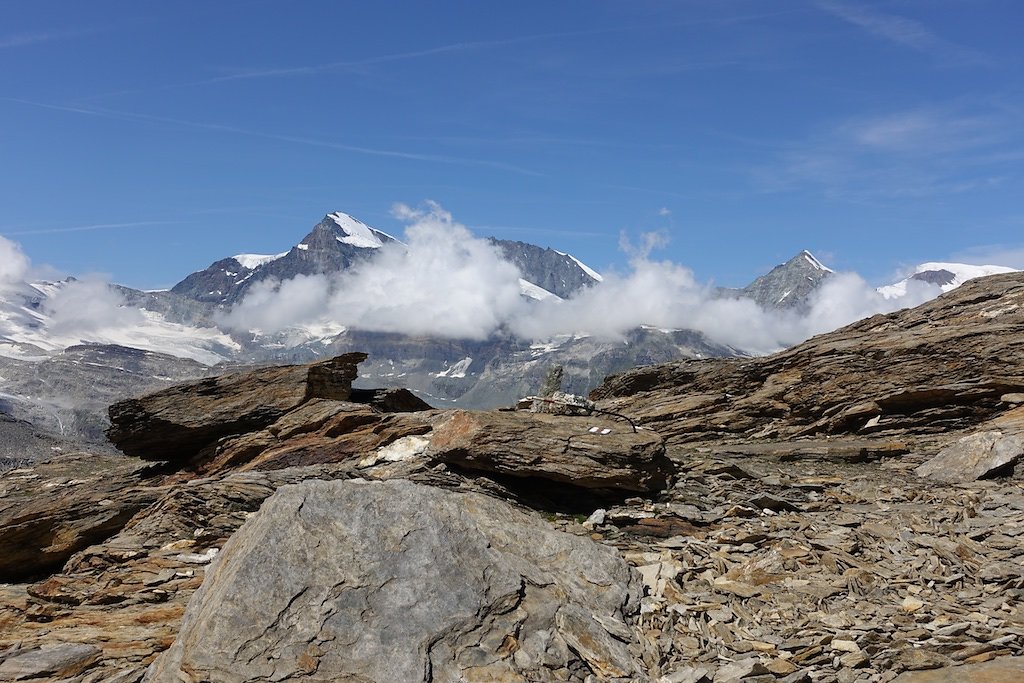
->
[591,273,1024,445]
[428,410,672,492]
[0,454,161,582]
[106,353,366,461]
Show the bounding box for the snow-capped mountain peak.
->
[801,250,833,273]
[328,211,400,249]
[878,262,1018,299]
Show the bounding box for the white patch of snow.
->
[554,250,604,282]
[435,356,473,378]
[296,243,309,251]
[777,290,792,303]
[802,251,833,273]
[330,212,386,249]
[233,252,287,269]
[519,279,562,302]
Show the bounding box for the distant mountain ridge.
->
[170,212,601,306]
[2,210,1019,454]
[877,262,1018,299]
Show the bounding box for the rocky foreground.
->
[2,274,1024,682]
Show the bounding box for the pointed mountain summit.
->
[171,212,601,306]
[736,250,834,310]
[170,212,399,305]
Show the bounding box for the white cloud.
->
[221,201,528,340]
[658,207,672,217]
[43,276,144,335]
[759,103,1020,200]
[0,236,31,287]
[221,203,949,355]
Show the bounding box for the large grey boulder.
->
[145,479,646,683]
[915,430,1024,483]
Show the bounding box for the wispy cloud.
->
[1,98,543,177]
[952,243,1024,269]
[0,27,96,49]
[756,102,1022,200]
[815,1,990,66]
[2,220,176,237]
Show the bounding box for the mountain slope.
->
[719,250,834,310]
[594,271,1024,446]
[487,238,600,299]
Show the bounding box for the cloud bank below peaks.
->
[220,202,945,354]
[221,202,529,340]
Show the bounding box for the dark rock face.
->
[593,272,1024,446]
[911,268,957,287]
[106,353,366,461]
[144,479,645,683]
[489,238,599,298]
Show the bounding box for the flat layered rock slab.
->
[106,353,366,461]
[0,643,100,681]
[892,656,1024,682]
[428,409,672,493]
[145,479,646,683]
[0,454,160,582]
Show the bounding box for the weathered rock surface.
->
[916,430,1024,483]
[428,409,672,493]
[106,353,367,461]
[0,454,160,582]
[145,479,645,683]
[0,642,100,681]
[8,274,1024,683]
[192,398,434,477]
[593,273,1024,446]
[892,656,1024,681]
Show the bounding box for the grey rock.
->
[719,250,833,311]
[714,658,769,682]
[489,238,599,299]
[0,643,100,681]
[892,656,1024,681]
[145,479,645,683]
[915,431,1024,483]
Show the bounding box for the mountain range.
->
[0,211,1017,456]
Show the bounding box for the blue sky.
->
[2,0,1022,289]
